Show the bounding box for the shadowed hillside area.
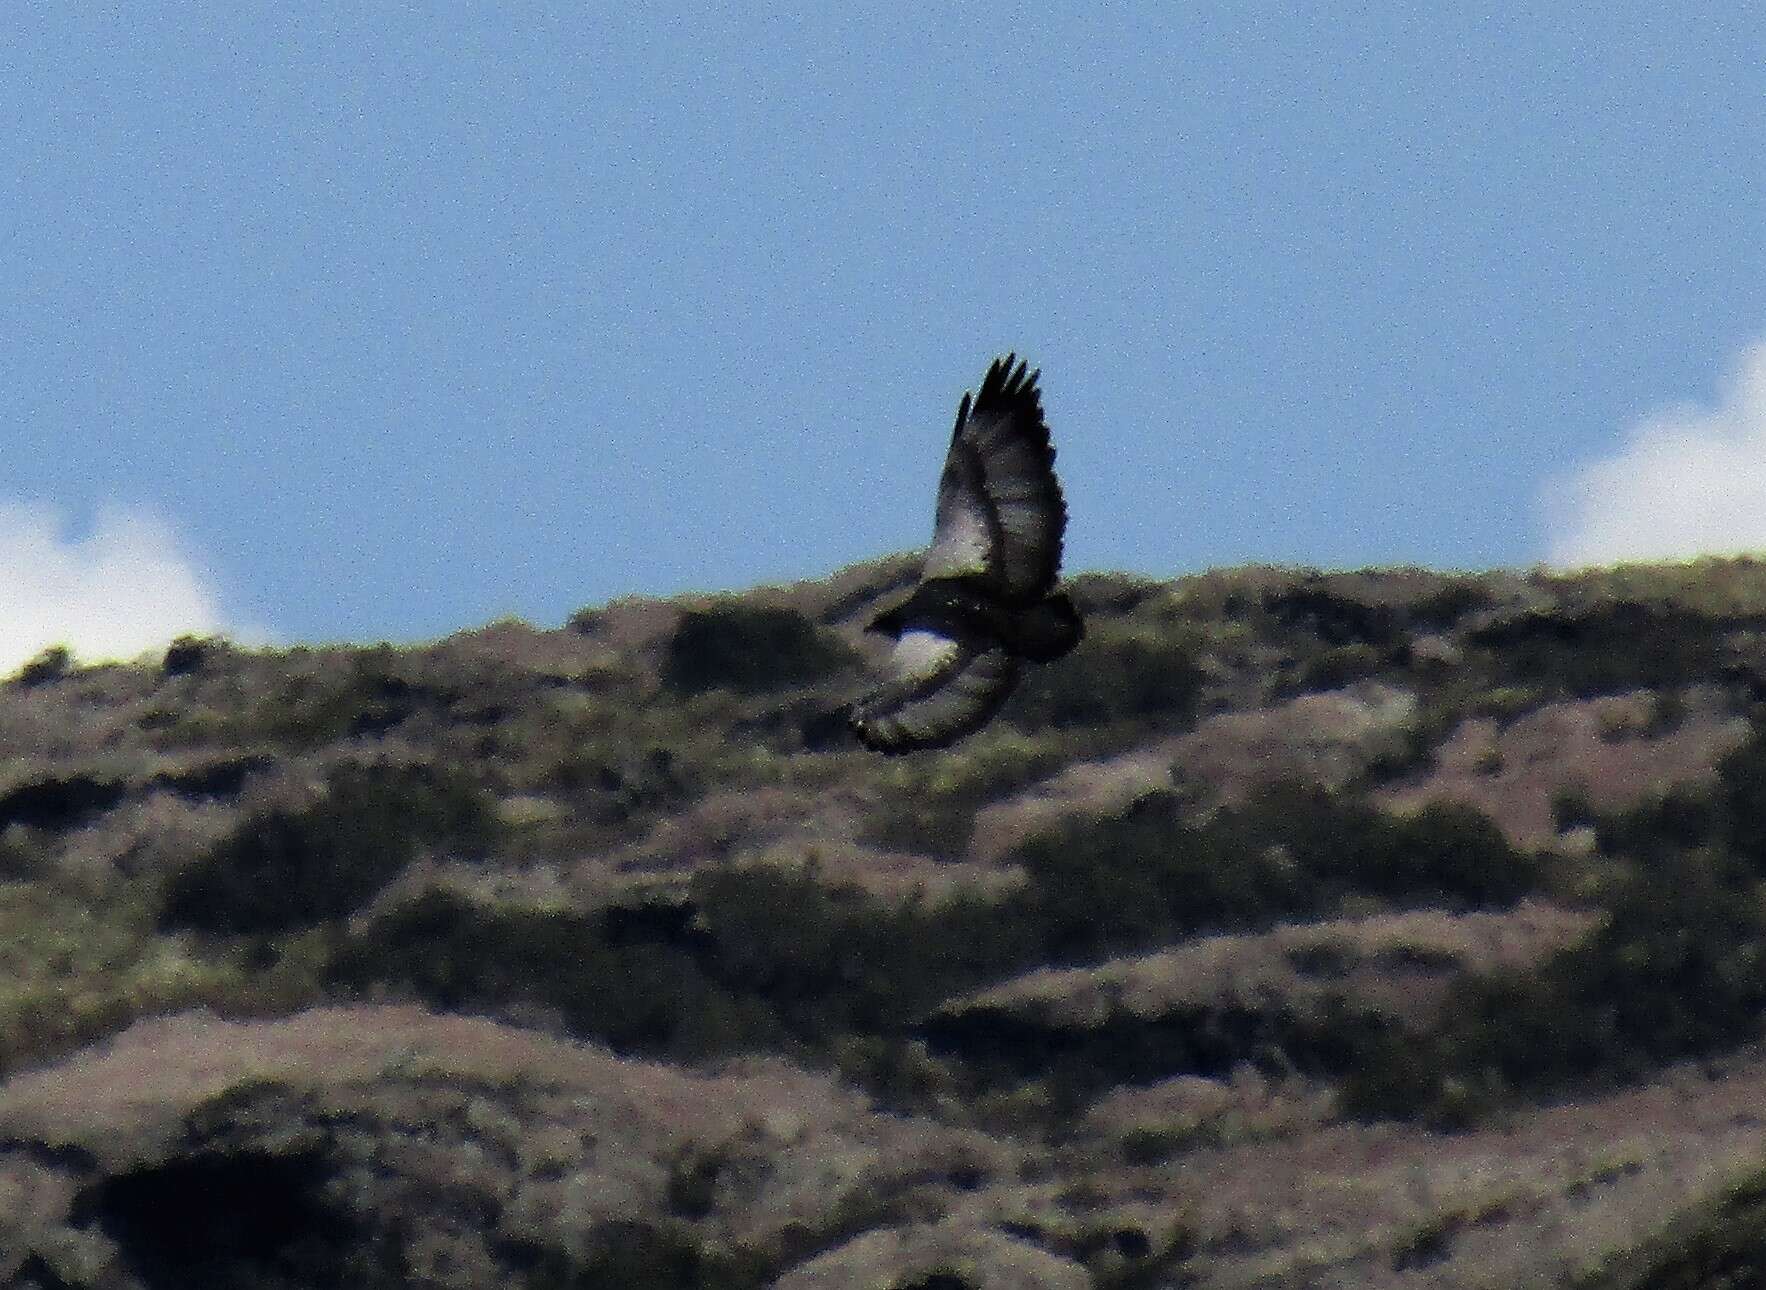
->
[8,557,1766,1286]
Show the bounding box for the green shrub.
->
[509,1221,767,1290]
[1719,726,1766,869]
[1008,793,1304,961]
[163,634,226,676]
[1409,582,1496,629]
[11,645,71,688]
[1293,643,1386,693]
[1552,786,1598,832]
[1004,631,1203,732]
[1466,602,1723,698]
[1344,851,1766,1123]
[688,865,1035,1035]
[251,653,434,748]
[862,742,1064,859]
[1262,583,1403,646]
[1212,785,1539,913]
[1593,785,1720,858]
[661,605,855,696]
[1372,802,1541,908]
[1006,785,1538,965]
[163,762,500,935]
[1576,723,1766,862]
[331,890,775,1056]
[334,866,1040,1075]
[541,745,688,827]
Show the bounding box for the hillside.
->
[7,556,1766,1287]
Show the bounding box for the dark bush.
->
[512,1222,768,1290]
[1370,802,1540,909]
[1551,786,1598,832]
[1409,582,1495,629]
[1004,633,1203,732]
[11,645,71,688]
[163,635,224,676]
[1466,602,1723,698]
[1335,1028,1466,1127]
[1211,785,1539,913]
[1719,727,1766,869]
[247,652,454,748]
[1263,583,1404,647]
[1594,784,1721,858]
[688,866,1035,1036]
[1006,785,1538,966]
[163,762,500,935]
[149,755,276,802]
[542,746,686,827]
[0,773,126,831]
[922,995,1397,1101]
[862,750,1064,860]
[661,605,855,696]
[331,890,772,1055]
[334,866,1040,1073]
[1576,723,1766,863]
[1008,793,1305,962]
[1293,643,1386,693]
[75,1148,377,1289]
[1345,851,1766,1123]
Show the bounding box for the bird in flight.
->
[850,355,1083,753]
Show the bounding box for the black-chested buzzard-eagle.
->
[850,355,1083,753]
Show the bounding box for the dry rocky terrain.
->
[3,557,1766,1286]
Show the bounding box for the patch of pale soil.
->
[969,682,1421,864]
[938,901,1594,1033]
[969,737,1187,863]
[1082,1068,1340,1151]
[432,616,619,679]
[1133,1048,1766,1288]
[1379,688,1750,848]
[0,1005,863,1167]
[773,1219,1092,1290]
[1173,682,1421,802]
[585,785,1015,903]
[0,1005,1021,1283]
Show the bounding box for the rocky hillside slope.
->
[6,556,1766,1287]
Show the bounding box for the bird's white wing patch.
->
[923,434,998,581]
[850,630,1019,754]
[889,628,962,678]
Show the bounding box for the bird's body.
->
[850,356,1082,753]
[869,576,1082,664]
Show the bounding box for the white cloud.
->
[1545,339,1766,568]
[0,501,264,674]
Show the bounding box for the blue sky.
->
[5,7,1766,663]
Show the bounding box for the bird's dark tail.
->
[1017,592,1084,663]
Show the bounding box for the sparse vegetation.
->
[7,558,1766,1283]
[162,761,500,935]
[863,735,1066,858]
[1341,850,1766,1125]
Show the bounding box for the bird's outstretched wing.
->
[921,355,1067,602]
[849,628,1020,754]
